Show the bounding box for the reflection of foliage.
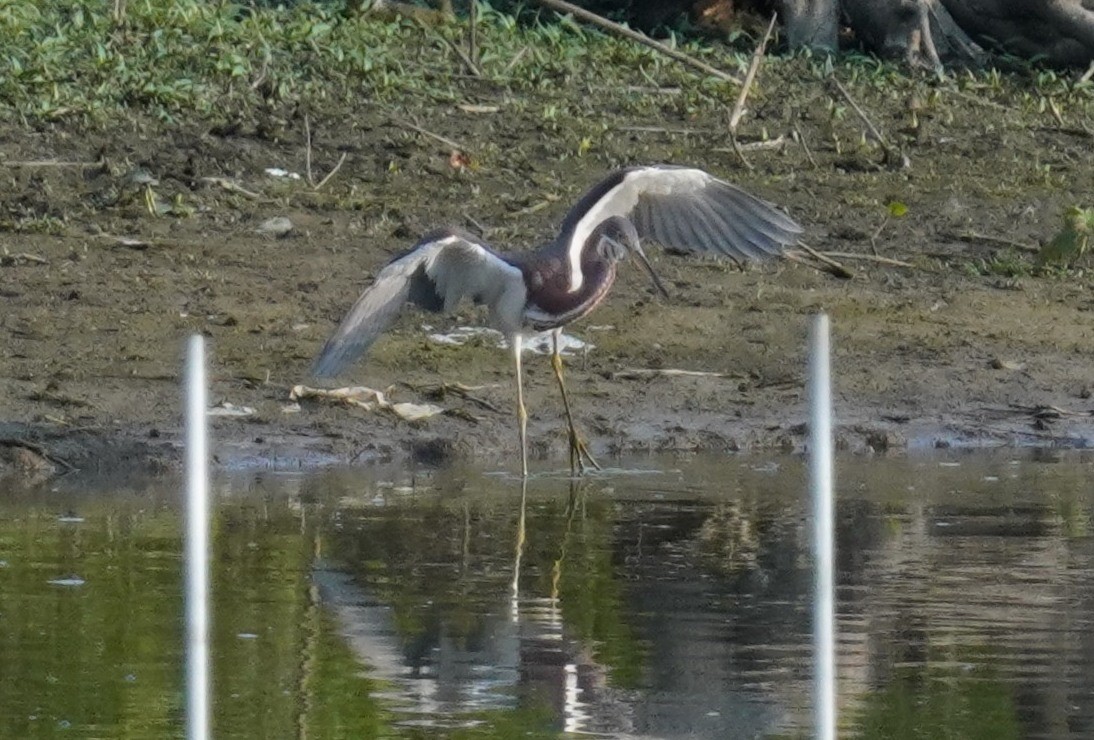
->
[0,495,380,737]
[693,494,794,583]
[552,503,646,689]
[0,505,185,738]
[696,501,762,574]
[855,647,1021,740]
[329,498,516,648]
[1052,492,1091,538]
[447,701,557,740]
[302,611,392,738]
[520,488,647,689]
[329,486,648,691]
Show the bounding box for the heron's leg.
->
[513,334,529,478]
[551,329,601,475]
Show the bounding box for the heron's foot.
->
[568,430,601,476]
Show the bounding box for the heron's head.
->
[594,216,669,298]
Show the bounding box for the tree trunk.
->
[941,0,1094,67]
[778,0,840,51]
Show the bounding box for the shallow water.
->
[1,451,1092,738]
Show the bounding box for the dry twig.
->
[504,45,530,74]
[0,252,48,265]
[1079,60,1094,85]
[819,251,916,268]
[612,368,738,380]
[792,126,819,168]
[728,13,777,133]
[304,114,315,186]
[468,0,478,70]
[314,153,348,191]
[713,136,787,154]
[618,125,708,135]
[200,176,263,200]
[831,78,907,167]
[392,116,469,153]
[785,245,854,279]
[419,18,481,76]
[727,14,779,175]
[3,160,100,168]
[303,115,348,190]
[955,230,1039,254]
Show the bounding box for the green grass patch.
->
[2,0,1091,129]
[0,0,750,123]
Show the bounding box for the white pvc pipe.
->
[809,314,836,740]
[185,335,210,740]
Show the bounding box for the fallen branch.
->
[1033,125,1094,140]
[713,136,787,154]
[954,230,1040,254]
[1004,403,1093,418]
[618,124,709,135]
[818,251,916,268]
[505,195,559,219]
[92,233,152,250]
[611,368,738,380]
[304,114,315,186]
[3,160,101,168]
[418,18,480,76]
[533,0,742,85]
[303,115,349,190]
[729,14,778,175]
[793,126,819,168]
[1080,60,1094,85]
[200,176,264,200]
[786,244,855,279]
[391,116,469,153]
[831,78,907,168]
[503,45,530,74]
[468,0,478,71]
[406,381,505,414]
[0,251,48,265]
[314,152,348,190]
[728,13,777,133]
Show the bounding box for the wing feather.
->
[686,202,735,258]
[559,165,801,275]
[313,231,525,378]
[693,199,766,262]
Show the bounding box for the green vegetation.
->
[1040,205,1093,266]
[5,0,1092,126]
[0,0,745,122]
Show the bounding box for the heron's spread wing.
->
[312,231,525,378]
[560,165,802,266]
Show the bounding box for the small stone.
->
[256,216,294,238]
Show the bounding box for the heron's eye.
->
[597,235,627,261]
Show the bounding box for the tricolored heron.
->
[313,165,802,477]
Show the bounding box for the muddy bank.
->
[3,61,1093,480]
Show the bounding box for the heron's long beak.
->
[633,243,669,298]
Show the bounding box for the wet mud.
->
[3,69,1093,479]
